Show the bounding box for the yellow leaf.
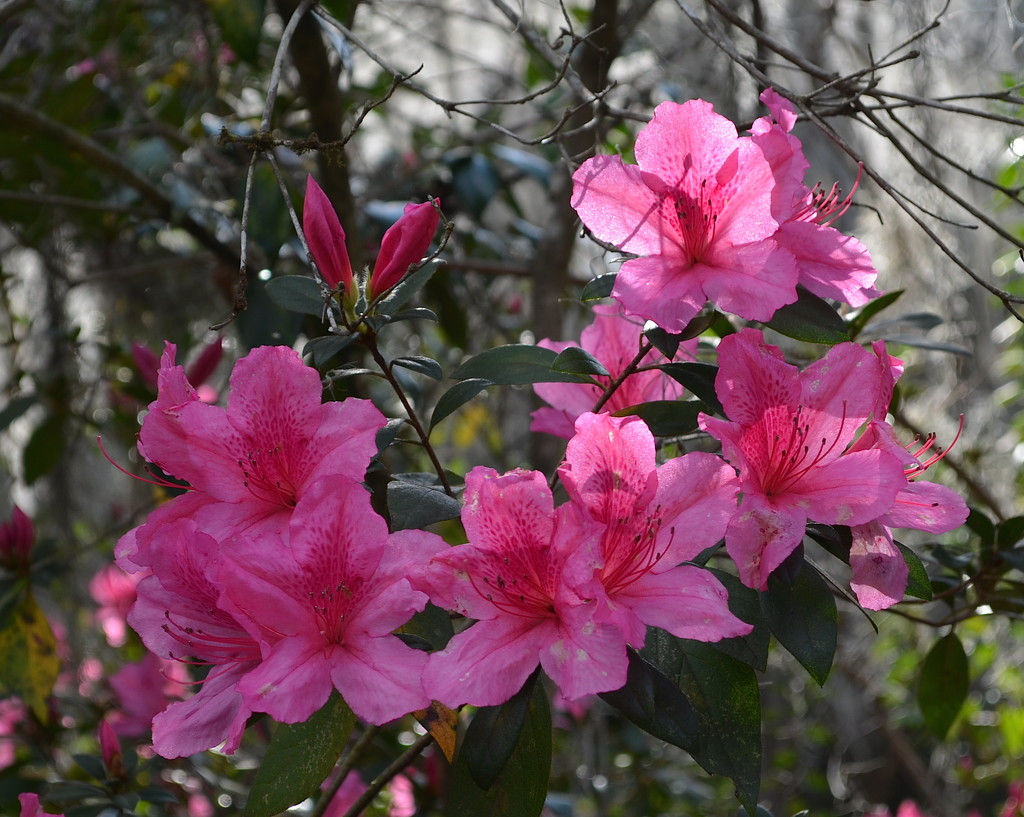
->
[0,591,59,722]
[414,701,459,763]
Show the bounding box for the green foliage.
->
[917,632,969,739]
[762,287,850,345]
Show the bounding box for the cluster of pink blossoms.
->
[112,88,969,759]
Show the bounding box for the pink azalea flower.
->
[750,88,881,306]
[127,519,265,758]
[304,175,354,292]
[116,344,385,570]
[846,420,968,610]
[558,412,751,645]
[89,563,142,647]
[18,793,63,817]
[411,467,627,708]
[532,304,692,438]
[0,697,26,770]
[698,328,906,589]
[320,770,368,817]
[218,475,446,726]
[131,337,223,404]
[108,653,189,738]
[572,99,797,331]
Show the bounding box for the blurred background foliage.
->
[2,0,1024,815]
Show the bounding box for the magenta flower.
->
[0,504,34,571]
[18,794,63,817]
[750,88,881,306]
[108,653,189,738]
[117,344,385,569]
[558,412,751,645]
[218,476,446,726]
[532,304,692,438]
[411,466,627,707]
[89,563,141,647]
[131,336,223,404]
[127,518,265,758]
[572,99,797,331]
[699,329,906,589]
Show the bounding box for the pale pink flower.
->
[572,99,797,331]
[108,653,189,738]
[0,697,26,770]
[116,344,385,570]
[558,412,751,645]
[751,88,881,306]
[219,476,446,726]
[411,467,626,707]
[89,563,141,647]
[320,770,368,817]
[699,328,906,589]
[532,305,692,438]
[387,773,416,817]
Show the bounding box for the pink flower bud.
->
[303,175,353,292]
[185,337,224,389]
[369,200,440,298]
[0,505,34,569]
[130,342,160,390]
[98,718,123,776]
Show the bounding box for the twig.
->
[339,732,434,817]
[310,726,381,817]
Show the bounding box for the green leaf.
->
[452,345,591,386]
[763,286,849,345]
[206,0,266,64]
[896,542,933,601]
[599,649,702,755]
[377,259,445,316]
[759,559,837,685]
[660,362,723,414]
[846,290,905,338]
[677,640,762,814]
[0,592,59,721]
[245,693,356,817]
[265,275,327,317]
[880,336,971,356]
[996,516,1024,551]
[387,480,462,531]
[303,334,357,367]
[0,395,35,432]
[917,632,968,739]
[464,671,539,790]
[389,307,439,323]
[612,400,706,437]
[393,356,444,381]
[580,273,615,302]
[23,414,65,485]
[550,346,609,377]
[705,569,770,670]
[430,379,492,430]
[447,678,551,817]
[644,325,682,359]
[400,603,454,651]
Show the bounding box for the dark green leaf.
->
[896,542,933,601]
[303,334,357,367]
[660,362,723,414]
[865,311,944,333]
[705,569,770,670]
[389,307,439,323]
[376,258,445,315]
[612,400,706,437]
[447,678,551,817]
[447,154,501,219]
[64,806,112,817]
[244,693,356,817]
[967,507,996,553]
[644,326,681,359]
[138,786,181,805]
[599,649,702,755]
[401,603,455,651]
[376,418,406,454]
[0,395,35,432]
[44,782,109,802]
[580,273,615,302]
[207,0,266,64]
[677,640,762,814]
[999,547,1024,572]
[550,346,609,377]
[918,632,968,739]
[393,356,444,381]
[325,364,376,380]
[464,671,539,790]
[763,287,849,345]
[430,379,492,430]
[846,290,904,338]
[805,524,852,563]
[72,753,107,781]
[23,414,65,485]
[265,275,327,317]
[760,559,837,685]
[453,345,590,386]
[996,516,1024,551]
[387,480,462,531]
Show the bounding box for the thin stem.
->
[591,339,652,414]
[262,0,317,132]
[310,726,381,817]
[339,732,434,817]
[363,338,454,496]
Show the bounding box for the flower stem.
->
[311,726,380,817]
[339,731,435,817]
[591,339,652,414]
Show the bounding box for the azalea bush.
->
[3,2,1024,816]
